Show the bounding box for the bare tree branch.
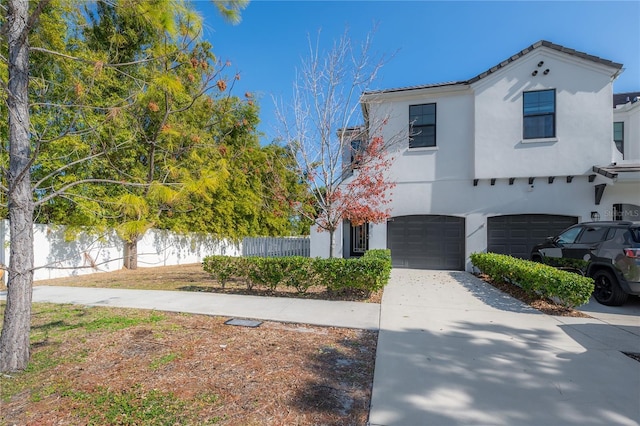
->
[275,26,405,256]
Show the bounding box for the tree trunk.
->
[0,0,35,372]
[329,229,335,258]
[123,240,138,270]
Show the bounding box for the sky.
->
[194,1,640,144]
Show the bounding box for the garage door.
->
[487,214,578,259]
[387,215,465,270]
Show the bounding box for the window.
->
[556,226,581,245]
[523,89,555,139]
[614,122,624,157]
[350,222,368,256]
[350,140,362,166]
[409,103,436,148]
[613,203,640,221]
[576,227,608,244]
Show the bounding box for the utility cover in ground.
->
[224,318,263,327]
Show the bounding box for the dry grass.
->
[32,263,383,304]
[1,263,380,425]
[0,303,377,425]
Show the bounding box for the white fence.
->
[242,236,310,257]
[0,220,240,282]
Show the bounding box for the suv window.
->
[616,228,640,245]
[556,226,582,245]
[576,226,608,244]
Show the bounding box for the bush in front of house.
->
[245,256,317,292]
[202,249,392,296]
[202,255,241,289]
[470,252,594,307]
[363,249,392,289]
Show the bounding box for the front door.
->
[350,222,368,257]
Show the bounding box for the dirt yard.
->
[1,263,381,425]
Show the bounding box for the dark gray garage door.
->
[387,215,465,270]
[487,214,578,259]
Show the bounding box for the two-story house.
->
[310,40,640,271]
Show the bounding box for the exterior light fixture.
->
[591,211,600,221]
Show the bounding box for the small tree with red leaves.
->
[276,28,402,257]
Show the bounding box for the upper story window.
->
[350,139,362,166]
[409,103,436,148]
[523,89,555,139]
[614,122,624,158]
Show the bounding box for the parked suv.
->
[530,221,640,306]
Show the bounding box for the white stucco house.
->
[310,40,640,271]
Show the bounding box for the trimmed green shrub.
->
[281,256,317,293]
[202,249,393,297]
[364,249,392,286]
[470,252,594,307]
[246,257,286,290]
[202,255,240,289]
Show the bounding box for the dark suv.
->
[530,221,640,306]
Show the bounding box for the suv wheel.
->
[592,270,628,306]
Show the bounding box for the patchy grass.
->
[32,263,383,303]
[0,303,377,425]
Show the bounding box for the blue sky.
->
[195,1,640,143]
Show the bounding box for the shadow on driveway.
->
[371,321,640,426]
[448,271,541,314]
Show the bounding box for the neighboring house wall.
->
[601,182,640,220]
[0,220,240,282]
[613,97,640,161]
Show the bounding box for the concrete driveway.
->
[580,295,640,331]
[369,269,640,426]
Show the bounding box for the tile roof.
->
[613,92,640,107]
[363,40,623,96]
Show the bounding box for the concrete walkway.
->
[369,269,640,426]
[24,286,381,331]
[2,270,639,425]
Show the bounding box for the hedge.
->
[470,252,594,307]
[202,249,392,296]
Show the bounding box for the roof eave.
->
[362,40,624,97]
[361,81,470,99]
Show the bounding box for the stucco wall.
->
[473,47,616,179]
[369,88,475,184]
[377,174,606,270]
[0,221,240,282]
[310,224,343,258]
